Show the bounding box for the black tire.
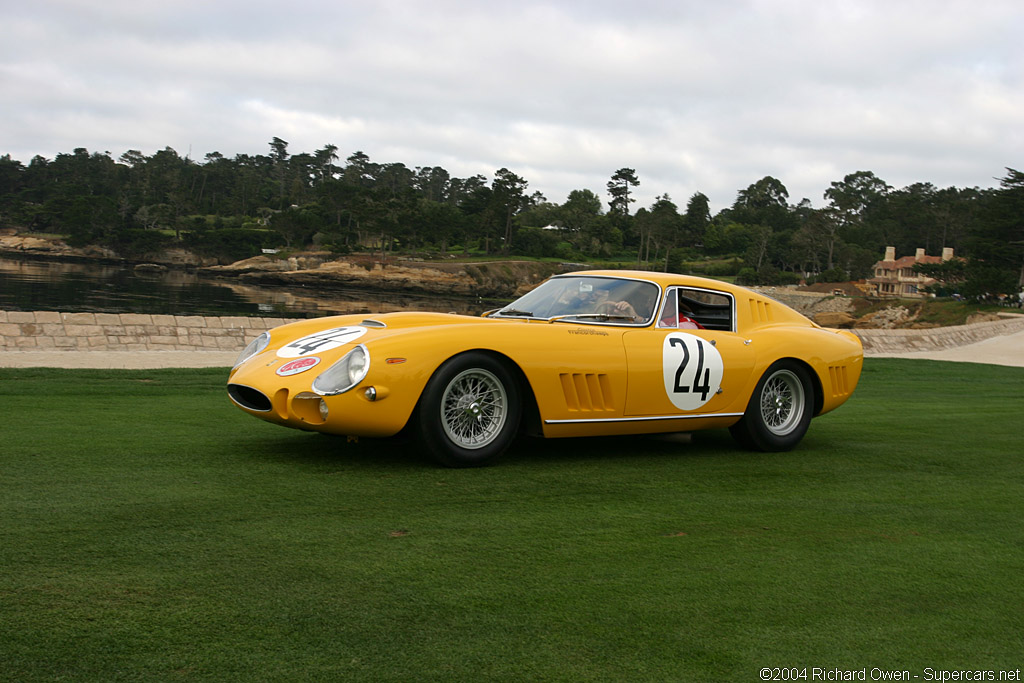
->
[417,352,521,467]
[729,360,814,452]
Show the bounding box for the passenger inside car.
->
[659,291,705,329]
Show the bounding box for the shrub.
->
[181,228,285,263]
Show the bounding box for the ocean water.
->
[0,256,483,318]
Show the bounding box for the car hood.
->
[253,311,514,359]
[357,311,485,330]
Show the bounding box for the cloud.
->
[2,0,1022,212]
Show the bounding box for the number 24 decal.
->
[661,332,724,411]
[670,337,712,401]
[277,326,368,358]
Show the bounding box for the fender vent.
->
[828,365,849,397]
[749,298,774,323]
[559,373,614,412]
[228,384,272,412]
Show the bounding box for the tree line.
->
[0,139,1021,296]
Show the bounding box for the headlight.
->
[234,331,270,368]
[312,344,370,396]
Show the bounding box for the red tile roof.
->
[873,254,944,270]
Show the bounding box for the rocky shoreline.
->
[0,233,213,268]
[5,233,1024,366]
[204,254,566,298]
[4,232,1019,331]
[0,233,847,311]
[0,234,563,300]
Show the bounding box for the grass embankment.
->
[1,361,1021,680]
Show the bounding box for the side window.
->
[675,287,735,332]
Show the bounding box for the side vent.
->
[559,373,613,412]
[748,298,774,324]
[828,365,849,397]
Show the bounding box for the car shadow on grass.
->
[245,431,437,471]
[508,430,741,465]
[244,427,745,471]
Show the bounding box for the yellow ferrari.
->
[228,271,862,466]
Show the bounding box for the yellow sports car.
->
[228,271,862,466]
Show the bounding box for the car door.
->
[513,322,630,423]
[622,286,758,417]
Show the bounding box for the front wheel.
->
[417,352,521,467]
[730,361,814,452]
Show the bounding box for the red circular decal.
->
[276,356,322,377]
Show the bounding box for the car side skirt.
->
[540,411,744,439]
[544,411,744,425]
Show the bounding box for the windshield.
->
[494,276,660,325]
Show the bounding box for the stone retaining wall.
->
[853,317,1024,354]
[3,310,1023,356]
[0,311,288,353]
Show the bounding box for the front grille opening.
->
[228,384,272,412]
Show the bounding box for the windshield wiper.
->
[494,308,534,318]
[548,313,637,323]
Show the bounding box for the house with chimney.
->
[868,246,956,298]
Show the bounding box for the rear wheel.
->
[417,352,521,467]
[730,361,813,452]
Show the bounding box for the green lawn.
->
[1,360,1021,681]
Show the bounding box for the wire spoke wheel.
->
[730,361,813,452]
[418,352,522,467]
[440,368,508,450]
[758,368,806,436]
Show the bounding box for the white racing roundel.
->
[277,326,368,359]
[662,332,724,411]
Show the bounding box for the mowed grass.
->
[1,360,1021,681]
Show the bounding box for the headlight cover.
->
[234,331,270,368]
[312,344,370,396]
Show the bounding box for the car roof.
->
[559,270,747,295]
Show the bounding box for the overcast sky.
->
[3,0,1021,213]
